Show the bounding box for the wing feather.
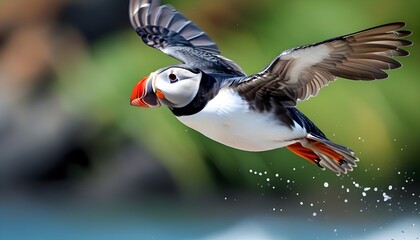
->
[129,0,245,76]
[236,22,411,108]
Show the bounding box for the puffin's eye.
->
[168,73,178,83]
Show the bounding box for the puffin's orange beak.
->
[130,76,161,108]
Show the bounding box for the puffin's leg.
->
[287,135,358,174]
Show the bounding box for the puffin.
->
[129,0,411,174]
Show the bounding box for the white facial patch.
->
[154,67,202,108]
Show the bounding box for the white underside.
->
[177,88,307,152]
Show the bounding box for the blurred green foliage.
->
[56,0,419,194]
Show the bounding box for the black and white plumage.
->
[129,0,245,76]
[129,0,412,174]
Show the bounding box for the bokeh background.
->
[0,0,419,239]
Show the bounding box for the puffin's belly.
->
[177,89,306,152]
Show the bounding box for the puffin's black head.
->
[130,65,202,108]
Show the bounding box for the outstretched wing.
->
[236,22,412,109]
[129,0,245,76]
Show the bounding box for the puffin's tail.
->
[287,134,359,174]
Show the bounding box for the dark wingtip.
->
[397,30,412,38]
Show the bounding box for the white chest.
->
[177,89,306,151]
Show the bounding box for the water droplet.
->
[362,192,367,197]
[273,207,276,211]
[344,199,348,203]
[266,178,270,182]
[324,182,329,188]
[249,169,253,173]
[364,187,371,191]
[388,185,393,190]
[312,212,317,217]
[300,202,304,206]
[275,173,279,177]
[383,192,392,202]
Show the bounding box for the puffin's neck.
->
[171,72,218,117]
